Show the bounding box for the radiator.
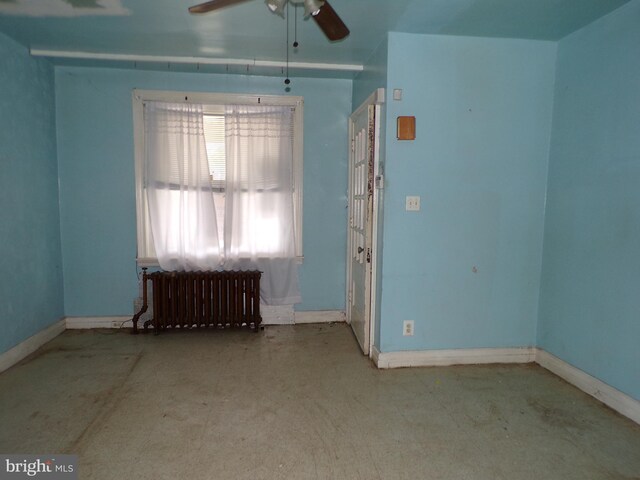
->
[132,270,262,334]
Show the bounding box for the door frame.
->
[346,88,385,357]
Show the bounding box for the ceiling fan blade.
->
[189,0,252,14]
[312,0,350,41]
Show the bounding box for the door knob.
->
[357,247,365,254]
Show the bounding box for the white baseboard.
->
[0,319,66,373]
[535,349,640,425]
[371,345,381,364]
[64,310,345,328]
[65,316,131,329]
[262,305,295,325]
[295,310,345,324]
[374,346,536,369]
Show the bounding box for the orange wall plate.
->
[397,116,416,140]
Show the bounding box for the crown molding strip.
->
[29,49,364,72]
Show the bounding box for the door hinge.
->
[366,249,371,263]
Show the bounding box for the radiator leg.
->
[132,267,149,335]
[131,305,147,335]
[143,319,153,333]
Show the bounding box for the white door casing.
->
[346,89,384,356]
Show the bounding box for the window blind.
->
[203,114,226,189]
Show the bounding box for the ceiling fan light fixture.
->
[265,0,287,17]
[188,0,348,42]
[303,0,324,17]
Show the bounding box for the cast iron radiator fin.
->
[131,270,262,334]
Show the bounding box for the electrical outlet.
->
[403,320,414,336]
[405,196,421,211]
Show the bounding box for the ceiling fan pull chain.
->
[284,0,291,86]
[293,3,299,48]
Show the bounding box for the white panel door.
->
[347,91,382,355]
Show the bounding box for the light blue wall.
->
[55,67,352,316]
[538,0,640,400]
[378,33,556,352]
[0,32,63,353]
[352,35,388,112]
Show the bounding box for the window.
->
[132,90,304,266]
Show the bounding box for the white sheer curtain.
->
[224,105,301,305]
[144,102,221,270]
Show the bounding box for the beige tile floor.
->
[1,323,639,479]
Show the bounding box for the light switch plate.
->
[406,196,421,211]
[393,89,403,101]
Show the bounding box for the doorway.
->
[346,88,384,356]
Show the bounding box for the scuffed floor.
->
[1,324,639,479]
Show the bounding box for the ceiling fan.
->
[188,0,350,42]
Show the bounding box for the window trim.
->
[132,89,304,266]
